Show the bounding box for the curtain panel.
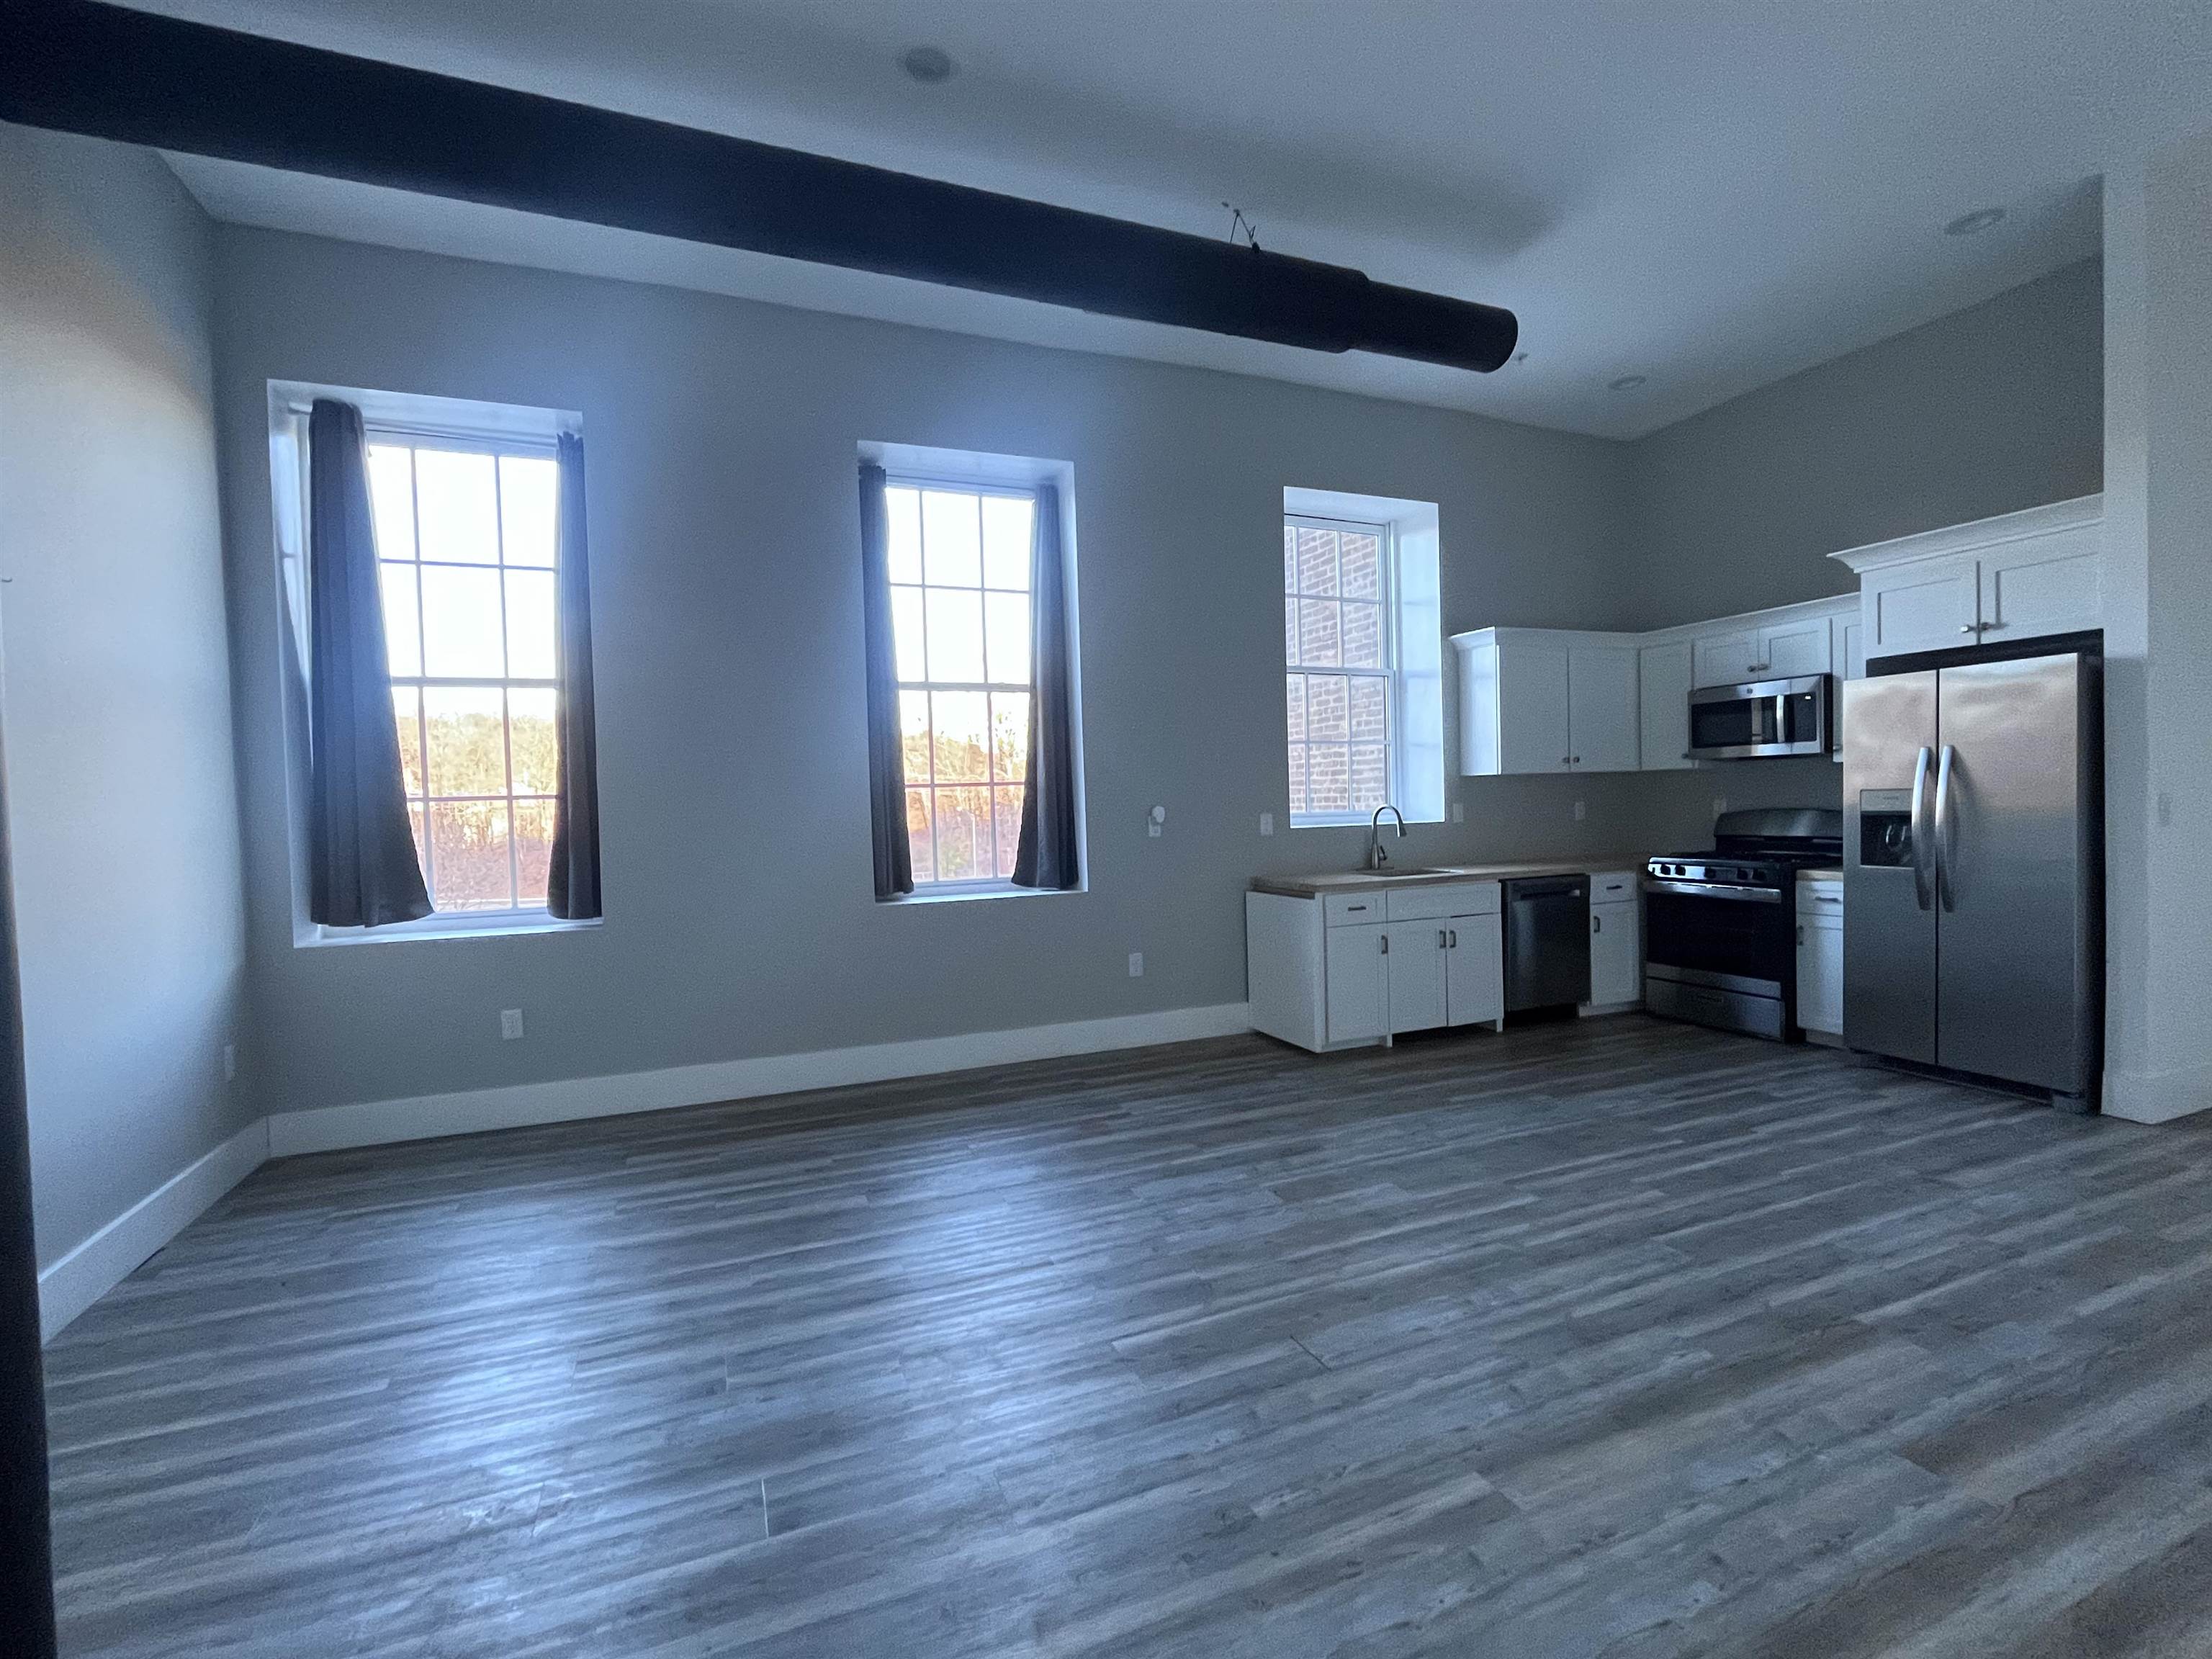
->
[547,431,603,920]
[305,398,432,928]
[1014,483,1081,890]
[860,463,915,898]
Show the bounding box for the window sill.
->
[298,912,603,948]
[1290,814,1445,830]
[878,882,1080,907]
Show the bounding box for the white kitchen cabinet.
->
[1637,640,1694,772]
[1757,616,1832,679]
[1323,923,1389,1043]
[1453,629,1640,776]
[1586,871,1641,1010]
[1834,496,2104,662]
[1383,923,1447,1035]
[1795,876,1844,1042]
[1831,616,1863,757]
[1444,912,1505,1027]
[1248,881,1503,1052]
[1692,629,1760,689]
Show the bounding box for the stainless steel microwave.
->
[1687,674,1833,760]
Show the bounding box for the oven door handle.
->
[1640,878,1782,904]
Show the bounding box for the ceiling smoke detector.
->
[1944,207,2006,237]
[1608,374,1647,392]
[901,45,956,84]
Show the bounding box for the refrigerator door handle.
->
[1933,743,1958,912]
[1909,745,1934,912]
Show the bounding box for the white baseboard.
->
[38,1116,269,1343]
[269,1002,1254,1157]
[2103,1058,2212,1123]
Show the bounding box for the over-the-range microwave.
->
[1686,673,1833,760]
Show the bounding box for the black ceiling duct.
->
[0,0,1519,373]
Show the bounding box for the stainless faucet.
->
[1366,804,1406,871]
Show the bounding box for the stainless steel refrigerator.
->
[1841,646,2103,1109]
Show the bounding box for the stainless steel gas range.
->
[1642,808,1843,1041]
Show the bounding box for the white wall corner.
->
[37,1116,271,1344]
[2101,1061,2212,1125]
[269,1002,1254,1158]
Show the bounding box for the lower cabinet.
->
[1585,869,1642,1010]
[1796,877,1844,1040]
[1247,881,1506,1052]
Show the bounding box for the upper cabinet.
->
[1453,630,1640,776]
[1833,495,2103,663]
[1691,616,1833,686]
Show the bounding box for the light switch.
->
[1452,802,1465,824]
[1259,812,1274,837]
[1128,952,1145,978]
[1573,800,1586,822]
[500,1008,525,1041]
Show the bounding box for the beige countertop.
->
[1799,866,1845,882]
[1251,856,1647,899]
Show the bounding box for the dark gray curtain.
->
[547,432,603,920]
[860,464,914,899]
[1015,484,1081,889]
[306,398,432,927]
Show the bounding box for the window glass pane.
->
[921,490,982,587]
[1349,676,1388,742]
[980,495,1034,590]
[508,687,558,794]
[1297,598,1341,667]
[1285,675,1306,742]
[504,568,557,680]
[1343,601,1385,670]
[1305,674,1349,742]
[420,565,506,677]
[380,561,421,678]
[1283,524,1297,596]
[931,690,989,783]
[984,591,1031,687]
[891,586,926,683]
[1284,595,1297,664]
[1308,745,1351,812]
[1295,527,1339,596]
[900,689,933,783]
[407,802,428,879]
[498,455,559,567]
[886,487,924,585]
[990,692,1029,784]
[367,445,415,559]
[1287,744,1308,816]
[413,448,499,564]
[513,798,555,906]
[428,799,513,910]
[1339,531,1382,601]
[1351,744,1389,813]
[904,788,935,883]
[933,786,989,880]
[423,685,508,799]
[993,786,1024,879]
[392,686,423,797]
[924,588,984,683]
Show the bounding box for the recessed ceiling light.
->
[901,45,955,84]
[1944,207,2006,237]
[1609,374,1647,392]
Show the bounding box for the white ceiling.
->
[133,0,2212,439]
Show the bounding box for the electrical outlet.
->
[222,1043,237,1083]
[1573,800,1586,822]
[1128,952,1144,979]
[1452,802,1465,824]
[1712,796,1727,819]
[500,1008,525,1042]
[1259,812,1274,837]
[2159,792,2174,827]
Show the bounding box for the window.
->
[1285,514,1396,824]
[886,482,1035,886]
[365,435,563,913]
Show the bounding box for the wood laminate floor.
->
[42,1017,2212,1657]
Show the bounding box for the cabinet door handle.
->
[1439,928,1449,950]
[1958,624,1977,635]
[1448,929,1457,948]
[1380,933,1389,955]
[1815,894,1840,904]
[1797,923,1805,945]
[1591,913,1601,934]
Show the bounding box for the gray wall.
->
[214,228,1641,1117]
[0,127,251,1267]
[1628,258,2105,629]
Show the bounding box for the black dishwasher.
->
[1503,876,1591,1013]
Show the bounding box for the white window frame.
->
[887,472,1043,897]
[268,381,595,947]
[1285,512,1406,828]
